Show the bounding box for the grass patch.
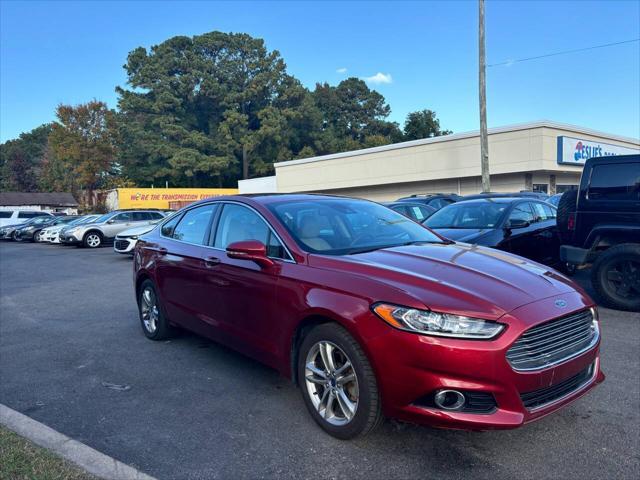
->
[0,426,97,480]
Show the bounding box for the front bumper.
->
[59,232,82,244]
[114,237,138,254]
[560,245,596,266]
[366,291,603,430]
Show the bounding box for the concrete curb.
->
[0,404,156,480]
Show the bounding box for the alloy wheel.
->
[605,259,640,300]
[86,234,101,248]
[304,341,359,426]
[140,287,159,334]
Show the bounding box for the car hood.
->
[432,228,494,243]
[43,225,65,233]
[309,243,580,320]
[117,224,155,237]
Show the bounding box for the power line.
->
[488,38,640,67]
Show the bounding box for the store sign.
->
[117,188,238,209]
[557,136,639,165]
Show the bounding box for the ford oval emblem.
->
[555,299,567,308]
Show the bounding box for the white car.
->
[113,222,158,254]
[39,214,100,243]
[0,210,53,228]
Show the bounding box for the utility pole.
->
[479,0,490,192]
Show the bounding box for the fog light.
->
[433,389,466,411]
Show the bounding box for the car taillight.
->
[567,213,576,230]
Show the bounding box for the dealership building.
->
[239,121,639,200]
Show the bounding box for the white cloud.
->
[336,67,348,74]
[363,72,393,85]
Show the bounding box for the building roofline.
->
[274,120,640,169]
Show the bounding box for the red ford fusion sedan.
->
[133,194,604,439]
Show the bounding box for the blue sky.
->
[1,0,639,142]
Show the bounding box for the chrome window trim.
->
[158,200,297,264]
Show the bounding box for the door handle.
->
[204,256,221,267]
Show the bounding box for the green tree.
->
[117,31,316,185]
[47,101,118,207]
[0,124,52,191]
[403,109,451,141]
[311,78,401,151]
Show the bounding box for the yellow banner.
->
[117,188,238,209]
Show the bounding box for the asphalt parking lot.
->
[1,241,638,480]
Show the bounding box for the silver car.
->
[59,210,166,248]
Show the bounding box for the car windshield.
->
[57,216,78,224]
[268,198,444,255]
[425,202,508,229]
[78,215,100,225]
[92,212,116,224]
[31,216,52,225]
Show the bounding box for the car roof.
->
[586,154,639,165]
[454,197,536,204]
[186,193,365,207]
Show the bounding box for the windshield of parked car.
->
[31,216,53,225]
[268,198,444,255]
[425,201,509,229]
[92,212,116,224]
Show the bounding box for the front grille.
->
[115,239,130,250]
[520,364,594,410]
[506,309,598,371]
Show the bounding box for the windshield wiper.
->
[346,240,446,255]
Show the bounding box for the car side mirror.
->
[226,240,274,268]
[506,218,530,229]
[107,219,116,224]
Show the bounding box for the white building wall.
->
[238,176,277,194]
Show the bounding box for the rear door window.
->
[18,211,42,218]
[588,163,640,201]
[0,211,13,218]
[508,203,535,224]
[531,202,555,222]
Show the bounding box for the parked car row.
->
[0,210,172,253]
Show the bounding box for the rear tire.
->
[83,231,102,248]
[556,190,578,242]
[591,244,640,311]
[297,323,383,439]
[138,279,175,340]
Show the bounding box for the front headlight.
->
[372,303,505,339]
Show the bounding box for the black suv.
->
[558,154,639,311]
[396,193,461,210]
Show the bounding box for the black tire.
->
[297,323,383,439]
[12,231,22,242]
[137,279,175,340]
[591,244,640,311]
[83,231,103,248]
[32,230,42,243]
[556,190,578,242]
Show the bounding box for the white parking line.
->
[0,404,156,480]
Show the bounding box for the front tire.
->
[138,280,174,340]
[298,323,382,439]
[33,230,43,243]
[591,244,640,311]
[83,231,102,248]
